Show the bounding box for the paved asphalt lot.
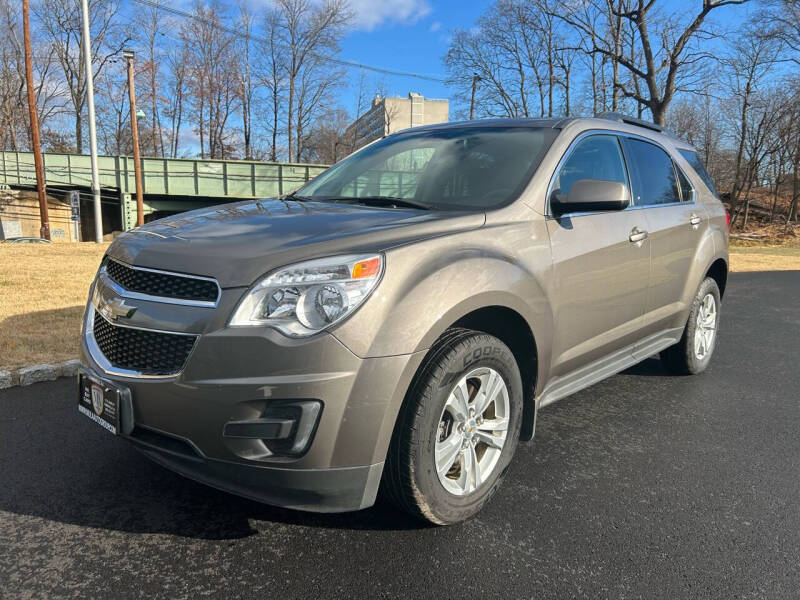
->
[1,271,799,599]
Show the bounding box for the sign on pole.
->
[69,190,80,221]
[69,190,81,241]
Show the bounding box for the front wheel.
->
[382,328,523,525]
[661,277,721,375]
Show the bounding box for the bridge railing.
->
[0,151,329,199]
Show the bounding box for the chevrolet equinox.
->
[79,114,729,525]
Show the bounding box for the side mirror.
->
[551,179,630,216]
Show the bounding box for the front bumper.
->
[80,310,424,513]
[134,435,385,512]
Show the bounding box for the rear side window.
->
[623,138,680,206]
[679,149,719,198]
[552,134,628,200]
[677,167,694,202]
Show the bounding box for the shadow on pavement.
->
[0,380,428,540]
[619,357,667,377]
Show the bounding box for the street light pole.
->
[80,0,103,243]
[124,49,144,227]
[22,0,50,240]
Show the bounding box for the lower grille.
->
[92,310,197,376]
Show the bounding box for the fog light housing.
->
[223,400,322,458]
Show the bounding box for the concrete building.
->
[345,92,449,150]
[0,188,82,241]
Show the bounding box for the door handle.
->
[689,214,702,227]
[629,228,648,243]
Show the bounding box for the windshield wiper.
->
[323,196,431,210]
[281,191,310,202]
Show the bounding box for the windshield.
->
[297,126,559,211]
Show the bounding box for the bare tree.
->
[141,1,166,157]
[445,0,581,119]
[723,25,782,223]
[256,8,286,161]
[276,0,351,161]
[0,0,66,151]
[164,42,188,158]
[180,0,240,159]
[300,106,349,163]
[94,62,129,155]
[34,0,131,152]
[236,1,255,160]
[769,0,800,65]
[553,0,751,125]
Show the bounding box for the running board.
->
[537,327,684,409]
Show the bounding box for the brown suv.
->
[78,114,728,525]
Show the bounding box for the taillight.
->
[725,210,731,229]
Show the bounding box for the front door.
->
[546,133,651,378]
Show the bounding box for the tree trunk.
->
[741,179,754,229]
[287,73,295,163]
[788,169,799,225]
[173,85,183,158]
[75,112,83,154]
[271,88,278,162]
[769,161,781,222]
[650,102,666,126]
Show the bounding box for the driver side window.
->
[553,134,629,201]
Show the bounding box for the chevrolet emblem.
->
[99,297,137,322]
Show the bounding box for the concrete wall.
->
[0,188,80,242]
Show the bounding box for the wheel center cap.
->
[464,419,477,439]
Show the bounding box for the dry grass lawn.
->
[0,243,108,370]
[729,246,800,272]
[0,241,797,371]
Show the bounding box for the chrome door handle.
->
[689,214,702,227]
[629,228,648,243]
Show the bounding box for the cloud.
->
[348,0,432,30]
[429,20,441,32]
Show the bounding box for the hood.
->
[107,198,485,288]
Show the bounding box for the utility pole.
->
[124,49,144,227]
[80,0,103,243]
[22,0,50,240]
[469,73,481,120]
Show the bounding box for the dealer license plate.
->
[78,373,121,435]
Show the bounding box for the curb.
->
[0,359,81,390]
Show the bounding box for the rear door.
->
[621,137,707,335]
[546,133,651,377]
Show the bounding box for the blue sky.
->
[329,0,759,116]
[337,1,485,103]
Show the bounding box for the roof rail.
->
[597,112,669,134]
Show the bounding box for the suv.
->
[79,115,728,525]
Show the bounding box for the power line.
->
[130,0,446,84]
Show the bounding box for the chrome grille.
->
[105,259,219,304]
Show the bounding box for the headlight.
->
[229,254,383,336]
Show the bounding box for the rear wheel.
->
[382,328,523,525]
[661,277,721,375]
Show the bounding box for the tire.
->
[661,277,721,375]
[382,328,523,525]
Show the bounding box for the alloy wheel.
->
[694,293,717,360]
[434,367,510,496]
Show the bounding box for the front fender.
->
[331,230,554,374]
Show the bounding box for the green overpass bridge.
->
[0,151,328,231]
